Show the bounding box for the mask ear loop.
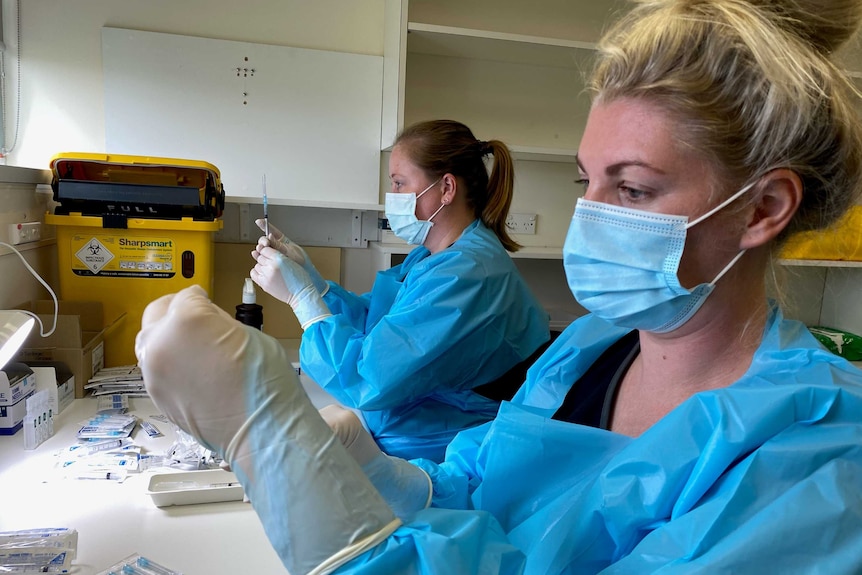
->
[417,177,445,222]
[686,180,758,286]
[427,202,446,222]
[708,249,747,286]
[685,181,757,229]
[416,177,442,200]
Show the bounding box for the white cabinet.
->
[380,0,635,252]
[381,0,618,157]
[378,0,628,327]
[381,0,629,154]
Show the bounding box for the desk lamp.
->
[0,310,34,370]
[0,241,58,371]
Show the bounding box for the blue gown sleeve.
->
[336,507,527,575]
[301,251,543,411]
[321,283,372,331]
[408,420,492,511]
[334,420,529,574]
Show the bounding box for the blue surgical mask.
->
[563,182,755,333]
[385,178,445,245]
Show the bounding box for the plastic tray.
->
[146,469,244,507]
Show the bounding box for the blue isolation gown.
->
[299,219,550,462]
[334,304,862,574]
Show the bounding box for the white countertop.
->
[0,396,286,574]
[0,366,349,575]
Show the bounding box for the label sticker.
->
[69,233,176,278]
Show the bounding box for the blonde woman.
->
[138,0,862,572]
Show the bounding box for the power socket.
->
[8,222,42,245]
[506,213,537,235]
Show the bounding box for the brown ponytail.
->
[482,140,519,251]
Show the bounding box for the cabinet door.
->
[102,27,383,207]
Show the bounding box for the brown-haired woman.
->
[251,119,550,462]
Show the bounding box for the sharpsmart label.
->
[71,234,176,278]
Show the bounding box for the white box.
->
[26,362,75,415]
[0,391,33,435]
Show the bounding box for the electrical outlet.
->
[506,213,537,235]
[8,222,42,245]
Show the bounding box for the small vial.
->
[235,278,264,330]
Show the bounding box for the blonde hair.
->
[591,0,862,243]
[395,120,521,251]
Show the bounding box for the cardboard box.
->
[24,362,75,414]
[12,301,124,399]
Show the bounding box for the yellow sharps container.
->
[46,153,225,368]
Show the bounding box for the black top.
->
[552,330,640,429]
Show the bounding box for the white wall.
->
[0,0,386,311]
[0,176,57,309]
[1,0,384,169]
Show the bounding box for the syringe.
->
[262,174,269,238]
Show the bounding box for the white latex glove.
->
[252,218,329,295]
[251,246,331,329]
[135,286,400,575]
[319,405,432,520]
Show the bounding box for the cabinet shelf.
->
[370,241,562,260]
[512,246,563,259]
[407,22,597,69]
[380,143,579,163]
[226,195,383,212]
[370,252,862,266]
[509,145,578,163]
[779,259,862,268]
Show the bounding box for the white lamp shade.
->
[0,310,35,371]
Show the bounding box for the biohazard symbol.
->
[75,237,114,274]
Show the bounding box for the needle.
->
[262,174,269,238]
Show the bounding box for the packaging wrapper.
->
[780,206,862,261]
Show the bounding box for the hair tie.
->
[479,141,493,155]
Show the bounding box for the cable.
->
[1,48,6,155]
[1,0,21,157]
[0,241,57,337]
